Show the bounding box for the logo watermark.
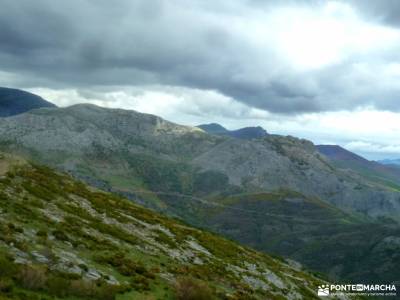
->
[317,284,397,297]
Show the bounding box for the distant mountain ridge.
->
[317,144,400,190]
[316,145,369,162]
[379,158,400,166]
[0,87,56,117]
[198,123,268,139]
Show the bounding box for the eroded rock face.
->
[193,135,400,217]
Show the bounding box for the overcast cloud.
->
[2,0,400,159]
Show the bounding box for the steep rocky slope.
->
[0,153,331,300]
[0,87,56,117]
[193,136,400,218]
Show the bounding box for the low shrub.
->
[174,277,215,300]
[94,252,152,278]
[17,265,47,290]
[46,275,69,297]
[0,255,17,277]
[52,229,69,241]
[0,277,13,293]
[36,229,47,238]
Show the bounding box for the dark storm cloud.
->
[348,0,400,27]
[1,0,400,113]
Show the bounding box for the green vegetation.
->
[191,192,400,284]
[0,155,328,299]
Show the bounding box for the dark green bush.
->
[0,277,14,293]
[94,252,153,279]
[46,275,69,297]
[52,229,69,241]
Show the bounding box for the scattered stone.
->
[86,269,102,280]
[242,275,269,291]
[186,238,212,257]
[263,270,286,289]
[286,259,302,271]
[31,250,50,263]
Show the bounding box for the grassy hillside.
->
[124,186,400,284]
[190,192,400,284]
[0,153,331,300]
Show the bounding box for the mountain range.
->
[379,158,400,166]
[0,88,399,296]
[316,145,400,191]
[1,103,399,218]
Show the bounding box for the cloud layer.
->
[2,0,400,114]
[3,0,400,159]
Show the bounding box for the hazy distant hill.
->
[316,145,368,162]
[198,123,268,139]
[379,158,400,166]
[0,87,56,117]
[317,144,400,190]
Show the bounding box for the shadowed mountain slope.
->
[317,145,400,191]
[0,87,56,117]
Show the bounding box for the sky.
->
[2,0,400,159]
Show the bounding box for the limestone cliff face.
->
[193,135,400,218]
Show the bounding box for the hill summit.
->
[198,123,268,139]
[0,87,56,117]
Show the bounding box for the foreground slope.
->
[0,153,328,300]
[0,87,56,117]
